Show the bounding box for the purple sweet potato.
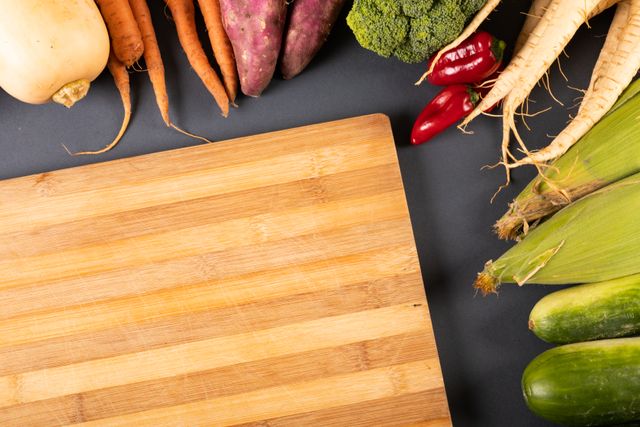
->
[280,0,347,80]
[219,0,287,97]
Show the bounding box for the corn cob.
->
[496,79,640,240]
[476,172,640,295]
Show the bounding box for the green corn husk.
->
[475,172,640,295]
[496,79,640,240]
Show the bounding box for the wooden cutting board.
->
[0,114,451,426]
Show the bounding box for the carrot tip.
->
[170,123,213,144]
[61,144,74,156]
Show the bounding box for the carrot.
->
[196,0,238,103]
[514,0,552,53]
[95,0,144,67]
[128,0,171,126]
[71,50,131,155]
[513,0,640,166]
[416,0,500,85]
[165,0,229,117]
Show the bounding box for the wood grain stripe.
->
[0,303,430,407]
[0,125,394,233]
[0,115,392,199]
[1,219,416,322]
[75,359,443,426]
[0,164,402,259]
[1,231,417,320]
[0,270,425,373]
[0,332,433,426]
[237,389,451,427]
[1,262,422,349]
[1,191,407,290]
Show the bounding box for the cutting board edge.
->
[2,114,393,183]
[380,122,454,421]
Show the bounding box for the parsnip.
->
[580,1,631,113]
[514,0,552,53]
[515,0,640,166]
[466,0,606,127]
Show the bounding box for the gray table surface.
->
[0,2,616,426]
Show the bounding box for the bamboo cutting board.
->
[0,114,451,426]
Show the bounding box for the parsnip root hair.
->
[514,0,552,53]
[457,0,621,178]
[580,1,631,112]
[470,0,607,124]
[512,0,640,167]
[415,0,501,85]
[460,0,563,129]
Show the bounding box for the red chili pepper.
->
[411,84,480,145]
[427,31,506,86]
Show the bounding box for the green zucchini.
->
[529,274,640,344]
[522,337,640,426]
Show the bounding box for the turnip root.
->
[280,0,347,80]
[0,0,110,107]
[219,0,288,97]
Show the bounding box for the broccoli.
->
[347,0,486,64]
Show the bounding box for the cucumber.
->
[522,337,640,426]
[529,275,640,344]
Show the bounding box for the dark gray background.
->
[0,2,615,426]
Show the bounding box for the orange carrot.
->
[128,0,170,126]
[95,0,144,67]
[73,50,131,155]
[165,0,230,117]
[197,0,238,102]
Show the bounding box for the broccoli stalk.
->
[347,0,486,64]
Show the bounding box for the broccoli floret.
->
[346,0,408,58]
[347,0,486,64]
[461,0,486,16]
[399,0,434,17]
